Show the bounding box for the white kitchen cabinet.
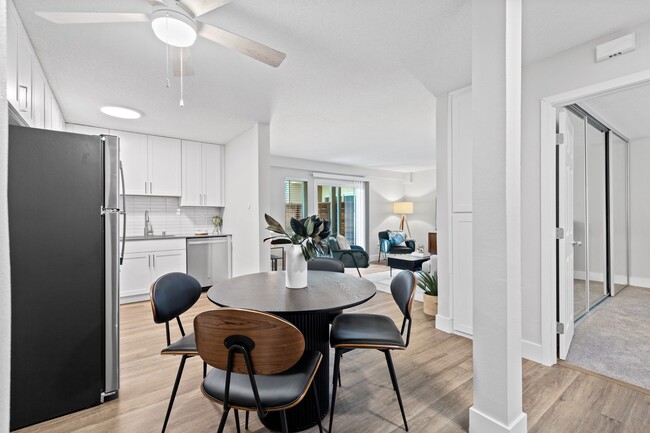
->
[7,8,18,109]
[16,29,33,125]
[181,140,224,207]
[44,87,53,130]
[149,136,182,197]
[67,124,109,135]
[51,100,63,131]
[32,64,45,129]
[113,130,181,197]
[120,239,186,303]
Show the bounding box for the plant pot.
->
[285,245,308,289]
[423,294,438,316]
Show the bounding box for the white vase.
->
[285,245,308,289]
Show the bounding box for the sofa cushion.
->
[336,234,351,250]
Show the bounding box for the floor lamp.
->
[393,201,413,239]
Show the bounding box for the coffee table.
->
[386,253,432,276]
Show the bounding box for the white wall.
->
[269,157,435,259]
[522,20,650,352]
[629,136,650,287]
[223,124,271,276]
[0,0,11,429]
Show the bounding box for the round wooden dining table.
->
[207,270,376,432]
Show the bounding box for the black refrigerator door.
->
[8,126,104,430]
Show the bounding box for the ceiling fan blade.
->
[170,46,195,76]
[35,12,149,24]
[148,0,167,6]
[179,0,232,18]
[198,23,286,67]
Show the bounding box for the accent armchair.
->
[326,236,369,277]
[378,230,416,262]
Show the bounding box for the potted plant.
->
[263,214,331,288]
[415,270,438,316]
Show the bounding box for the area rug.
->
[565,286,650,390]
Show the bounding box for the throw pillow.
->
[336,234,352,250]
[389,232,406,247]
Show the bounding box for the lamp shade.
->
[393,201,413,214]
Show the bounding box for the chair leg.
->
[245,411,249,429]
[280,410,289,433]
[329,349,342,433]
[161,355,188,433]
[311,381,324,433]
[217,407,230,433]
[234,409,241,433]
[384,351,408,431]
[203,361,207,378]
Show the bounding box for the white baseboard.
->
[521,339,542,363]
[629,277,650,289]
[436,314,453,333]
[470,407,527,433]
[120,292,149,304]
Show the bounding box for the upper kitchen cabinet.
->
[149,136,182,197]
[7,0,65,130]
[112,131,181,197]
[181,141,224,207]
[67,124,109,135]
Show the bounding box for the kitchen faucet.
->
[144,210,154,237]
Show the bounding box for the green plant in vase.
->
[415,270,438,316]
[263,214,331,260]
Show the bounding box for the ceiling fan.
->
[35,0,287,69]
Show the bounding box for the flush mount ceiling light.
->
[151,8,197,48]
[100,106,142,119]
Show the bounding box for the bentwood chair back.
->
[150,272,203,433]
[194,309,324,433]
[328,270,417,432]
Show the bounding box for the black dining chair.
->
[150,272,205,433]
[328,270,417,432]
[194,308,324,433]
[308,257,346,324]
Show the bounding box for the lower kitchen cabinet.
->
[120,239,186,303]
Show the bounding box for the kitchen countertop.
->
[124,233,231,241]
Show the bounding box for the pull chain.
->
[180,47,184,107]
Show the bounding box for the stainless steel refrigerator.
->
[8,125,124,430]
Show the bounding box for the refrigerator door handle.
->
[119,161,126,266]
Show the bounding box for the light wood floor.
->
[16,291,650,433]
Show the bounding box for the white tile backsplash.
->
[125,196,220,237]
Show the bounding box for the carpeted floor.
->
[566,285,650,390]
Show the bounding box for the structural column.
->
[470,1,527,432]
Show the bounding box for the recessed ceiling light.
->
[100,106,142,119]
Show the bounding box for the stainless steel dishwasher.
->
[186,235,232,287]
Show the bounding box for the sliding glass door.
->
[314,179,367,249]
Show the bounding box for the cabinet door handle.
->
[150,182,153,195]
[148,255,151,267]
[145,182,148,194]
[199,193,202,205]
[203,194,207,205]
[18,86,28,112]
[152,255,156,268]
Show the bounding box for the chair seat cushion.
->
[202,351,321,410]
[330,314,405,348]
[161,333,197,355]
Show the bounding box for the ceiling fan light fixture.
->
[151,9,197,48]
[100,106,142,119]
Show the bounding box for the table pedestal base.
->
[260,311,330,432]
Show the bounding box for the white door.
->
[181,140,203,206]
[558,108,576,359]
[120,253,152,298]
[114,130,148,195]
[203,143,223,207]
[149,136,182,197]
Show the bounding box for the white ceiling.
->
[13,0,650,172]
[582,83,650,140]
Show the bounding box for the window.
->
[285,180,308,232]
